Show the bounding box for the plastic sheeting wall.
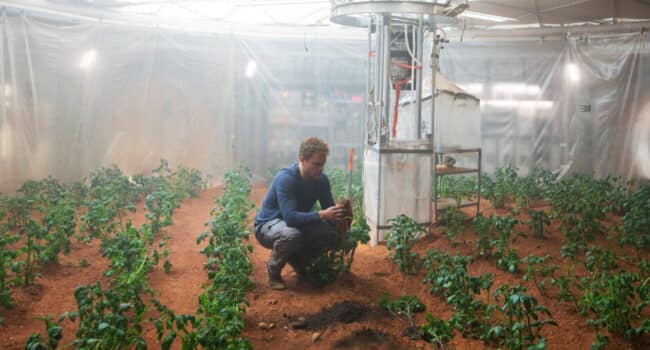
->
[1,8,649,192]
[0,11,367,192]
[0,12,238,191]
[439,33,650,183]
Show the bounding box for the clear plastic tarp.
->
[439,32,650,184]
[0,10,367,192]
[1,7,649,193]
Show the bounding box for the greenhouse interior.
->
[1,0,650,349]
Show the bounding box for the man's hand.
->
[319,204,345,221]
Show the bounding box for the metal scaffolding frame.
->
[331,0,457,244]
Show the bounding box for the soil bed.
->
[0,184,648,349]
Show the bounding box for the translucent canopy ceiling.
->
[3,0,650,35]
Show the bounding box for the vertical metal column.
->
[415,18,424,139]
[429,24,438,227]
[381,17,392,144]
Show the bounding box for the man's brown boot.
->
[267,263,287,290]
[268,278,287,290]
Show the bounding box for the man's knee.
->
[272,225,303,255]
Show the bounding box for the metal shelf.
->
[432,148,481,223]
[434,198,478,210]
[435,165,479,175]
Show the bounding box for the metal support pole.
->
[477,148,482,216]
[374,15,384,149]
[382,17,392,144]
[415,18,423,138]
[429,24,438,226]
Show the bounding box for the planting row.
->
[387,167,650,349]
[1,160,205,326]
[20,160,206,348]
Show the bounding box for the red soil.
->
[0,185,646,349]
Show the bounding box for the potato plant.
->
[423,249,494,338]
[378,293,425,324]
[25,316,63,350]
[386,214,424,274]
[546,175,613,253]
[471,214,520,272]
[436,175,478,205]
[70,283,147,350]
[521,255,558,297]
[513,168,555,209]
[578,271,645,340]
[488,284,556,350]
[80,166,137,240]
[0,203,19,324]
[438,207,466,244]
[193,166,255,348]
[526,209,551,239]
[481,165,518,209]
[420,314,454,350]
[617,183,650,260]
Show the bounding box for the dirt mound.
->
[291,301,371,330]
[333,327,400,349]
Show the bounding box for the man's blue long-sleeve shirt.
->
[254,163,335,228]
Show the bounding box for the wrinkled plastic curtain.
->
[234,34,367,180]
[0,11,236,192]
[2,6,648,193]
[0,10,367,192]
[439,32,650,183]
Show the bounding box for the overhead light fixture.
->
[492,83,541,95]
[482,99,554,110]
[79,49,97,70]
[458,11,516,23]
[566,63,580,83]
[245,60,257,78]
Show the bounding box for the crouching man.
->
[254,137,344,290]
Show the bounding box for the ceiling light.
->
[245,60,256,78]
[79,49,97,70]
[566,63,580,83]
[492,83,541,95]
[458,11,516,23]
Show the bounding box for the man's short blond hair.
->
[299,137,329,161]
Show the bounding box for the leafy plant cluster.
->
[300,168,370,286]
[28,224,165,349]
[22,162,206,349]
[436,175,478,205]
[545,174,629,256]
[386,214,425,274]
[480,166,556,210]
[520,255,558,297]
[471,214,521,273]
[423,249,556,349]
[617,182,650,260]
[378,293,425,326]
[577,269,650,347]
[526,209,552,239]
[487,284,557,350]
[0,177,85,323]
[193,166,255,348]
[438,207,466,244]
[423,249,495,339]
[80,166,138,241]
[480,165,518,209]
